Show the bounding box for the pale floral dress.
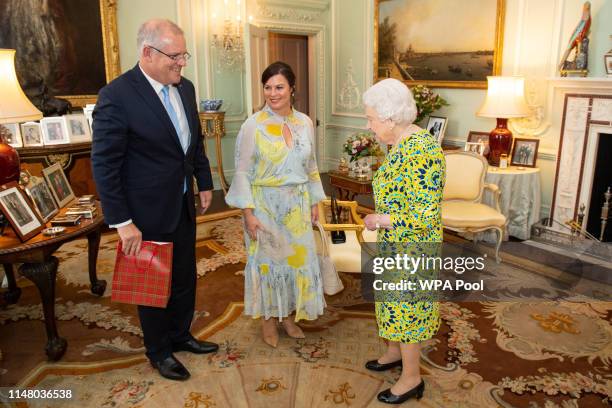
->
[225,105,326,321]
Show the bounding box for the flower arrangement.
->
[412,84,448,124]
[342,132,384,162]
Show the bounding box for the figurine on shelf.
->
[558,1,591,76]
[338,157,349,174]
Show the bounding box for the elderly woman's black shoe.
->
[365,359,402,371]
[377,380,424,404]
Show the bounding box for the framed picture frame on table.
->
[40,117,70,146]
[0,123,23,148]
[425,116,447,144]
[20,122,44,147]
[0,182,45,241]
[510,138,539,168]
[467,131,490,156]
[25,176,59,223]
[42,163,76,208]
[63,114,92,143]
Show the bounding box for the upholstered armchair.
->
[442,151,507,262]
[314,199,377,273]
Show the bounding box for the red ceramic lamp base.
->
[488,118,513,167]
[0,126,20,185]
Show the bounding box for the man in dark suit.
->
[92,19,218,381]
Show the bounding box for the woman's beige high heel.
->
[262,318,279,348]
[282,318,305,339]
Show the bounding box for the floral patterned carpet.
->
[0,216,611,407]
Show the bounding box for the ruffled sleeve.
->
[225,118,257,209]
[304,116,326,206]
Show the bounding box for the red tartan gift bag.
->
[111,241,173,308]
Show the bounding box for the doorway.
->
[268,33,309,116]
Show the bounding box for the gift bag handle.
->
[118,241,159,270]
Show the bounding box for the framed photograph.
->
[63,114,92,142]
[510,138,539,168]
[467,131,490,156]
[0,123,22,148]
[40,117,70,146]
[25,176,59,223]
[20,122,44,147]
[0,182,44,241]
[42,163,75,208]
[464,141,486,155]
[605,54,612,76]
[426,116,447,144]
[375,0,505,88]
[0,0,120,108]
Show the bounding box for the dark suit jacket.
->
[91,64,213,234]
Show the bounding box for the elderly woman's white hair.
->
[362,78,417,126]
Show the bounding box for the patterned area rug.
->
[1,217,611,407]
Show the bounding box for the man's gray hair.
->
[362,78,417,126]
[137,19,184,56]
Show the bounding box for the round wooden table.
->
[0,203,106,361]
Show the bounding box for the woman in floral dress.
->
[225,62,326,347]
[361,78,446,404]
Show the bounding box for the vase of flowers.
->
[342,132,383,163]
[411,84,448,124]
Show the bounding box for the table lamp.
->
[477,76,529,166]
[0,49,43,185]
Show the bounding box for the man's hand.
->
[117,223,142,256]
[199,190,213,214]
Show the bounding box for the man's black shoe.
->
[172,339,219,354]
[150,355,190,381]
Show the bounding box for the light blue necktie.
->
[161,86,188,192]
[161,86,188,153]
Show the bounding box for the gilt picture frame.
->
[374,0,505,88]
[0,0,120,108]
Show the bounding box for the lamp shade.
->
[0,49,42,124]
[477,76,529,118]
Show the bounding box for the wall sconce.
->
[210,0,251,71]
[477,76,529,166]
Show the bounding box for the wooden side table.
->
[329,171,373,201]
[17,142,96,197]
[199,111,229,193]
[0,203,106,361]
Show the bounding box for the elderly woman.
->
[361,78,445,404]
[225,62,326,348]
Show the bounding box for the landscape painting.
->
[375,0,505,88]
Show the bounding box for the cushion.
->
[443,153,486,201]
[442,201,506,228]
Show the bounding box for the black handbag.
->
[330,192,346,244]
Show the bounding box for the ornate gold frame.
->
[56,0,121,107]
[374,0,505,89]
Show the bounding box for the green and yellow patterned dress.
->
[225,105,326,322]
[373,129,445,343]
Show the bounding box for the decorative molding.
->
[262,0,329,11]
[336,59,361,111]
[509,79,551,137]
[331,0,367,118]
[325,123,366,132]
[256,1,325,22]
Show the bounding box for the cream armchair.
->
[442,151,506,262]
[314,199,377,273]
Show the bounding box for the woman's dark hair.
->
[261,61,296,90]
